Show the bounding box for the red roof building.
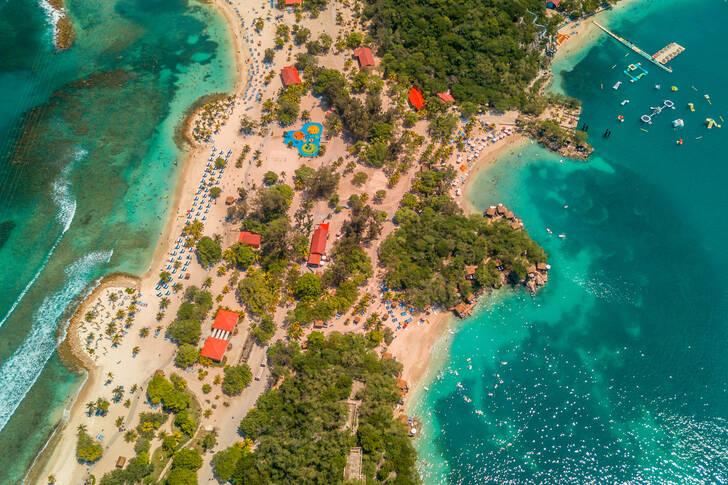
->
[437,91,455,103]
[408,87,425,110]
[285,0,301,4]
[200,337,228,362]
[281,66,301,86]
[213,309,239,333]
[238,231,261,248]
[353,47,375,67]
[307,223,329,266]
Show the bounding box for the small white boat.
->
[546,228,552,234]
[655,84,661,89]
[621,99,630,105]
[613,81,622,90]
[558,234,566,239]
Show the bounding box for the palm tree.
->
[172,283,183,293]
[107,371,114,381]
[132,346,140,357]
[202,277,212,289]
[130,384,138,394]
[48,474,56,484]
[139,327,150,338]
[112,386,124,402]
[156,311,165,321]
[108,293,118,303]
[111,333,122,347]
[85,401,96,416]
[77,424,87,434]
[159,271,172,283]
[160,297,170,310]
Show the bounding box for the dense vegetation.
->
[167,285,213,366]
[362,0,560,109]
[380,169,547,309]
[212,333,419,484]
[76,430,103,463]
[99,374,202,484]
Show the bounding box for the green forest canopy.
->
[213,333,419,484]
[363,0,560,109]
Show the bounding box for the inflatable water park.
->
[284,122,323,157]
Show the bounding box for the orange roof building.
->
[281,66,301,86]
[238,231,261,248]
[408,87,425,110]
[353,47,375,67]
[307,223,329,266]
[285,0,301,5]
[213,309,239,333]
[437,91,455,103]
[200,337,229,362]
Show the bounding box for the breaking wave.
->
[0,249,111,432]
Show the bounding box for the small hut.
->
[496,204,507,216]
[537,262,549,272]
[465,265,477,280]
[485,206,496,218]
[225,196,235,205]
[313,320,325,329]
[116,457,126,469]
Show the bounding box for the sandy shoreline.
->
[24,0,622,481]
[25,0,253,480]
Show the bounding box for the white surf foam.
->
[0,160,78,331]
[37,0,64,47]
[0,249,111,433]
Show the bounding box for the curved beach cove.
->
[0,0,235,481]
[411,0,728,482]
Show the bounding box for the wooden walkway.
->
[594,21,676,73]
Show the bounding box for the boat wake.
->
[0,160,79,331]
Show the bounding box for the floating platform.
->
[640,99,675,124]
[624,63,648,82]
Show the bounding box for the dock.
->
[594,22,684,73]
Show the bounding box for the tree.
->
[263,171,278,185]
[175,344,199,368]
[166,467,197,485]
[172,448,203,471]
[263,48,275,63]
[222,364,252,396]
[159,271,172,283]
[212,446,243,482]
[76,430,103,463]
[223,243,257,269]
[168,319,201,346]
[210,187,222,199]
[352,171,368,186]
[294,273,322,301]
[196,236,222,266]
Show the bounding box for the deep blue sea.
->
[412,0,728,482]
[0,0,235,481]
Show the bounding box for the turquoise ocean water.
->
[0,0,235,481]
[412,0,728,482]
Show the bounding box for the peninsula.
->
[29,0,617,483]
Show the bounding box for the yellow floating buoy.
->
[671,86,678,91]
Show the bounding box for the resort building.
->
[437,91,455,103]
[353,47,375,67]
[200,309,240,362]
[238,230,261,248]
[546,0,562,9]
[307,223,329,266]
[408,87,424,110]
[281,66,301,86]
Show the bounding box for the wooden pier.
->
[594,22,684,73]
